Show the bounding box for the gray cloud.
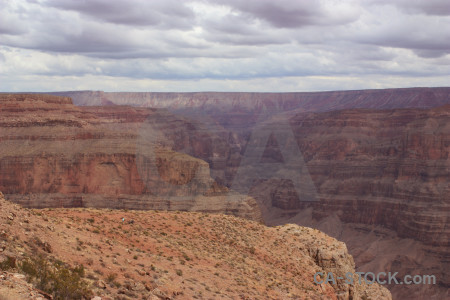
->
[414,49,450,59]
[369,0,450,16]
[0,1,29,35]
[210,0,360,28]
[46,0,196,29]
[350,10,450,58]
[0,0,449,92]
[213,0,324,28]
[202,14,290,46]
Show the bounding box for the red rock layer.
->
[0,94,262,221]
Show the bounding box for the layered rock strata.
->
[248,106,449,299]
[0,94,261,221]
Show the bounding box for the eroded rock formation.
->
[246,106,449,299]
[0,94,261,221]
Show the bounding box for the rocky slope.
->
[0,192,391,299]
[0,94,261,221]
[0,272,51,300]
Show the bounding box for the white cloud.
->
[0,0,449,92]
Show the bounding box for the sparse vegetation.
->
[0,256,16,271]
[0,193,387,299]
[19,255,92,300]
[106,273,117,283]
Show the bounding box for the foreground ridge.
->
[0,192,390,299]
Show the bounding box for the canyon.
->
[0,94,261,222]
[1,88,449,299]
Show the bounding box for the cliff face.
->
[49,88,450,141]
[0,94,262,221]
[246,106,449,299]
[277,107,449,248]
[51,87,450,111]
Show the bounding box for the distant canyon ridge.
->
[1,87,449,299]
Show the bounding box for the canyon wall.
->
[249,106,449,299]
[0,94,262,221]
[289,107,449,248]
[3,89,449,299]
[51,87,450,111]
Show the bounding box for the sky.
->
[1,0,449,92]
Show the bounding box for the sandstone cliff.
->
[247,106,449,299]
[51,87,450,111]
[49,88,450,145]
[0,94,261,222]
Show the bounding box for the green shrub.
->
[182,253,191,261]
[0,256,16,271]
[19,255,92,300]
[106,273,117,283]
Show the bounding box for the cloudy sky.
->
[1,0,449,92]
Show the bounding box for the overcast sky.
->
[1,0,449,92]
